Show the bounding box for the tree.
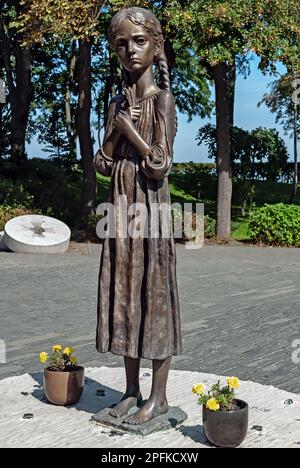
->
[16,0,213,217]
[18,0,106,217]
[0,1,33,162]
[260,71,300,199]
[0,98,11,159]
[197,124,289,182]
[163,0,300,241]
[28,43,78,161]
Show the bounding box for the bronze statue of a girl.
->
[94,7,182,426]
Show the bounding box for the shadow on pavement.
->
[178,425,212,447]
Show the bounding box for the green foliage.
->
[0,159,82,227]
[197,124,289,182]
[171,48,213,121]
[15,0,106,43]
[163,0,300,71]
[170,162,217,201]
[204,215,216,239]
[260,72,300,137]
[28,43,78,160]
[248,203,300,246]
[0,180,35,208]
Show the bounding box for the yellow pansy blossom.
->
[52,345,62,352]
[70,356,78,365]
[227,377,241,389]
[39,352,48,364]
[206,398,220,412]
[63,346,74,356]
[192,383,206,396]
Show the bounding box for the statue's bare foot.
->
[109,392,143,418]
[123,399,168,425]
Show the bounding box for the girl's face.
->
[114,19,161,73]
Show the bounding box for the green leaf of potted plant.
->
[40,345,84,406]
[192,377,248,448]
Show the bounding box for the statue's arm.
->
[140,91,176,180]
[94,99,122,176]
[113,90,176,180]
[102,128,121,159]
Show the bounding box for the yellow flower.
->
[70,356,78,365]
[227,377,241,389]
[206,398,220,412]
[39,352,48,364]
[192,383,206,396]
[63,346,74,356]
[52,344,62,352]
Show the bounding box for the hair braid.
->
[157,50,171,92]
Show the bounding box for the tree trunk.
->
[65,42,77,163]
[164,37,176,80]
[0,103,4,158]
[0,23,32,163]
[77,39,97,218]
[103,50,114,130]
[213,62,233,242]
[10,42,32,162]
[291,100,298,202]
[227,62,236,128]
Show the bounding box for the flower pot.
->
[43,366,85,406]
[203,399,248,448]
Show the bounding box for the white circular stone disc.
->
[3,215,71,254]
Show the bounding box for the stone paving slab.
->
[0,367,299,448]
[1,245,300,395]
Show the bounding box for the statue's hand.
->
[113,110,136,139]
[128,105,141,122]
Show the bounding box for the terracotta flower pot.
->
[203,399,248,448]
[43,366,85,406]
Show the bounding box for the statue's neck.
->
[128,65,158,101]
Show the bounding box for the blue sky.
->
[27,55,295,162]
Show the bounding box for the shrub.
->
[205,215,216,239]
[0,180,35,208]
[0,205,42,231]
[248,203,300,246]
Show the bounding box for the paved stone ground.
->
[1,367,300,448]
[1,244,300,395]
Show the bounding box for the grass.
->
[232,218,251,241]
[169,182,197,204]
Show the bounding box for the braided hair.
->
[108,7,171,92]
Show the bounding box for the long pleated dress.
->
[94,87,182,360]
